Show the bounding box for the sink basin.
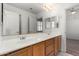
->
[17,37,36,44]
[16,34,51,44]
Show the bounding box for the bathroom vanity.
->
[0,3,61,56]
[0,35,61,56]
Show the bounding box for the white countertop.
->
[0,33,61,55]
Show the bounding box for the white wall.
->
[66,11,79,40]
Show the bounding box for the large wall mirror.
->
[1,3,59,36]
[1,3,43,36]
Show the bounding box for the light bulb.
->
[71,11,76,14]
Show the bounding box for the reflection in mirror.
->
[51,16,57,28]
[37,18,43,32]
[3,10,19,35]
[2,3,38,36]
[45,18,51,29]
[45,16,59,30]
[21,15,29,34]
[1,3,59,36]
[51,16,59,28]
[28,16,37,33]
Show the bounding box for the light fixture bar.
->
[42,3,53,12]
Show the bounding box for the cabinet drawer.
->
[46,45,54,55]
[45,39,54,47]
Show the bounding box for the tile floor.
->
[57,52,73,56]
[66,39,79,56]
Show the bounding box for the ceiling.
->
[7,3,45,14]
[7,3,79,14]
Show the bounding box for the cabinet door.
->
[54,36,61,55]
[6,46,33,56]
[45,39,55,56]
[58,36,61,51]
[46,45,54,56]
[33,42,45,56]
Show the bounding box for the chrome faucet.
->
[20,35,25,40]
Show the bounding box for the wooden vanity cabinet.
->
[6,46,33,56]
[3,35,61,56]
[33,41,45,56]
[5,41,45,56]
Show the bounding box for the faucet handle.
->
[20,35,25,40]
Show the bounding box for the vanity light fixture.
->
[71,8,76,14]
[42,5,49,11]
[71,11,76,14]
[42,3,53,11]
